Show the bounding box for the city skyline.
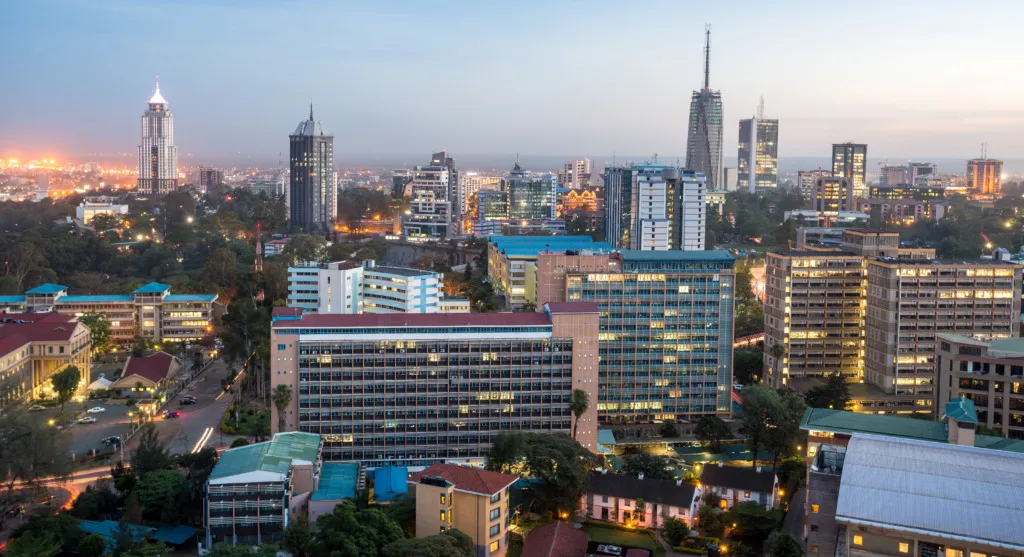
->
[3,1,1024,162]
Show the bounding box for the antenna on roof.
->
[703,24,711,90]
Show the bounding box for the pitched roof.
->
[273,311,552,330]
[699,464,776,494]
[942,398,978,424]
[836,434,1024,550]
[0,313,82,342]
[522,521,588,557]
[133,282,171,293]
[0,334,30,358]
[586,471,698,509]
[25,283,68,294]
[210,432,321,483]
[410,464,517,496]
[121,351,178,383]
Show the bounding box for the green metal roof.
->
[942,398,978,424]
[210,432,321,480]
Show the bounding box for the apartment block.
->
[0,312,91,410]
[286,261,450,315]
[487,236,612,310]
[0,282,218,344]
[935,334,1024,439]
[270,303,600,467]
[536,250,736,422]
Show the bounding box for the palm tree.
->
[570,389,589,441]
[272,384,294,433]
[769,343,787,382]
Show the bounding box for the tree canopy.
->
[804,373,851,410]
[485,431,593,514]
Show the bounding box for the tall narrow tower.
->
[289,105,336,232]
[685,26,724,190]
[137,78,179,194]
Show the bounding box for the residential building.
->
[269,303,601,466]
[813,176,854,214]
[316,261,365,314]
[432,150,458,222]
[0,282,218,344]
[205,432,324,547]
[628,164,706,251]
[286,261,446,315]
[797,170,830,200]
[520,521,588,557]
[603,166,633,250]
[487,236,613,310]
[537,250,736,422]
[582,470,700,529]
[459,173,502,233]
[686,28,724,190]
[505,162,556,221]
[967,158,1003,197]
[76,201,129,225]
[0,312,91,410]
[831,143,868,200]
[737,103,779,192]
[197,166,223,193]
[878,165,908,188]
[907,161,936,186]
[263,238,289,258]
[860,198,946,224]
[289,105,336,232]
[560,158,592,190]
[248,176,287,199]
[699,462,778,510]
[361,262,443,314]
[404,152,454,241]
[935,334,1024,439]
[868,184,945,200]
[110,351,181,398]
[137,80,179,195]
[438,297,471,313]
[409,464,518,557]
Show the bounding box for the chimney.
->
[943,398,978,447]
[638,472,645,480]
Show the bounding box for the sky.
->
[2,0,1023,165]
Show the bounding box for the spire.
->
[309,102,314,122]
[703,24,711,90]
[513,153,521,171]
[148,75,167,104]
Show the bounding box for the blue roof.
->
[61,295,134,303]
[597,430,617,455]
[79,520,153,546]
[0,296,26,304]
[134,282,171,293]
[489,235,613,257]
[312,462,361,501]
[622,250,735,262]
[164,294,217,302]
[372,466,408,502]
[25,283,68,294]
[150,525,196,545]
[943,397,978,424]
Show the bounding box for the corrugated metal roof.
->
[25,283,68,294]
[312,462,360,501]
[61,295,133,303]
[836,434,1024,550]
[210,432,321,481]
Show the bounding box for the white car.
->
[87,407,106,414]
[77,416,97,424]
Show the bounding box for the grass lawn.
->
[586,525,665,557]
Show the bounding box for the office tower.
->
[865,258,1022,414]
[878,165,908,188]
[967,158,1003,197]
[459,172,502,233]
[487,236,612,310]
[561,158,592,190]
[831,143,867,199]
[907,162,935,186]
[391,169,413,197]
[431,150,459,222]
[603,166,633,250]
[137,80,179,194]
[505,161,556,221]
[797,170,830,199]
[289,105,336,232]
[269,303,601,466]
[868,185,944,201]
[629,164,706,251]
[813,177,853,215]
[763,251,866,389]
[403,152,454,241]
[737,99,779,192]
[685,27,724,190]
[537,250,736,421]
[197,166,223,193]
[286,261,446,315]
[477,190,508,221]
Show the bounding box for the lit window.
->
[899,543,909,554]
[439,510,446,521]
[811,504,819,513]
[439,494,446,505]
[853,535,862,545]
[489,541,499,553]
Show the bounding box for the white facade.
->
[362,264,442,314]
[678,171,707,251]
[634,169,672,251]
[137,82,179,194]
[76,202,129,224]
[287,265,320,312]
[287,261,446,315]
[404,165,452,241]
[629,165,706,251]
[317,262,364,314]
[438,298,471,313]
[582,492,698,529]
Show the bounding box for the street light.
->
[187,216,194,224]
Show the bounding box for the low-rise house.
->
[110,351,181,397]
[699,462,778,510]
[409,464,518,557]
[582,470,701,529]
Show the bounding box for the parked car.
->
[596,546,622,556]
[163,411,181,419]
[77,416,97,424]
[28,405,46,411]
[180,398,196,405]
[87,406,106,414]
[102,436,121,446]
[5,505,24,518]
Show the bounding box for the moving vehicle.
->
[77,416,97,424]
[163,411,181,419]
[102,436,121,446]
[29,405,46,411]
[180,398,196,405]
[87,406,106,414]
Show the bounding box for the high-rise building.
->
[137,80,179,194]
[907,162,935,186]
[813,176,854,214]
[685,27,724,190]
[967,158,1003,197]
[878,165,908,188]
[269,303,601,466]
[737,100,779,192]
[831,143,867,199]
[629,164,706,251]
[477,190,508,221]
[197,166,223,193]
[459,172,502,233]
[391,169,413,198]
[797,170,830,199]
[286,261,449,315]
[403,151,454,241]
[536,250,736,422]
[289,105,336,232]
[505,161,556,221]
[603,167,633,250]
[487,236,612,310]
[560,158,592,190]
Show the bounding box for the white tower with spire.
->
[137,78,179,194]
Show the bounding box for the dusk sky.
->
[3,0,1023,163]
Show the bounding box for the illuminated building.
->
[737,100,779,191]
[813,176,853,214]
[797,169,829,199]
[559,158,591,190]
[477,190,508,221]
[505,161,556,221]
[603,166,633,249]
[878,165,908,188]
[75,201,128,225]
[859,198,946,223]
[268,303,601,467]
[686,28,724,190]
[487,236,611,310]
[458,172,501,219]
[197,166,223,193]
[391,169,413,198]
[289,105,336,232]
[936,335,1024,439]
[831,143,867,199]
[560,189,598,213]
[867,185,944,201]
[967,158,1003,197]
[286,260,452,315]
[403,151,454,241]
[628,164,706,251]
[137,80,179,194]
[0,312,91,411]
[908,161,936,186]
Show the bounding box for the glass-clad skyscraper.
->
[505,161,556,221]
[737,116,779,192]
[831,143,868,200]
[137,80,179,194]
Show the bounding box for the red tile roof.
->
[0,334,30,358]
[522,521,588,557]
[272,307,304,317]
[544,302,599,314]
[121,351,178,383]
[0,313,81,342]
[273,312,552,329]
[409,464,518,496]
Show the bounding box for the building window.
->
[277,344,286,350]
[945,550,963,557]
[489,541,499,553]
[853,535,862,545]
[490,508,500,521]
[811,504,819,513]
[899,543,909,554]
[968,553,984,557]
[439,510,446,521]
[809,546,818,555]
[489,524,500,537]
[490,492,500,503]
[601,496,608,503]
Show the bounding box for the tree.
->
[203,247,238,288]
[90,213,122,231]
[131,335,154,357]
[697,502,725,538]
[660,422,680,438]
[8,514,83,557]
[0,274,22,295]
[486,431,592,514]
[570,388,589,441]
[230,437,250,448]
[282,517,313,557]
[726,501,779,551]
[804,373,851,410]
[138,469,185,522]
[633,497,647,524]
[382,533,473,557]
[273,383,293,433]
[131,423,172,476]
[5,530,62,557]
[622,453,674,481]
[733,349,762,385]
[77,534,107,557]
[381,494,417,538]
[80,312,113,354]
[764,530,803,557]
[111,460,137,496]
[764,389,806,470]
[662,517,689,546]
[71,479,121,520]
[485,430,526,473]
[52,365,81,413]
[739,385,781,468]
[207,544,278,557]
[694,415,732,452]
[284,234,328,264]
[123,491,143,524]
[312,501,404,556]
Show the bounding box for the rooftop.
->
[870,258,1021,267]
[366,266,439,278]
[312,462,361,501]
[372,466,409,503]
[0,296,26,304]
[164,294,217,302]
[210,432,321,484]
[489,235,612,257]
[521,521,589,557]
[836,434,1024,550]
[942,397,978,424]
[770,250,860,258]
[25,283,68,295]
[148,83,167,105]
[410,464,517,496]
[61,295,134,303]
[544,301,600,314]
[272,311,552,330]
[700,463,777,494]
[621,250,735,262]
[0,313,82,342]
[586,470,698,509]
[133,282,171,293]
[120,351,178,384]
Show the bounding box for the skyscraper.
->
[685,26,724,190]
[737,99,779,192]
[831,143,868,200]
[289,105,336,232]
[967,158,1003,197]
[629,164,706,251]
[603,166,633,250]
[505,160,556,221]
[560,158,592,190]
[403,151,454,241]
[137,80,178,194]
